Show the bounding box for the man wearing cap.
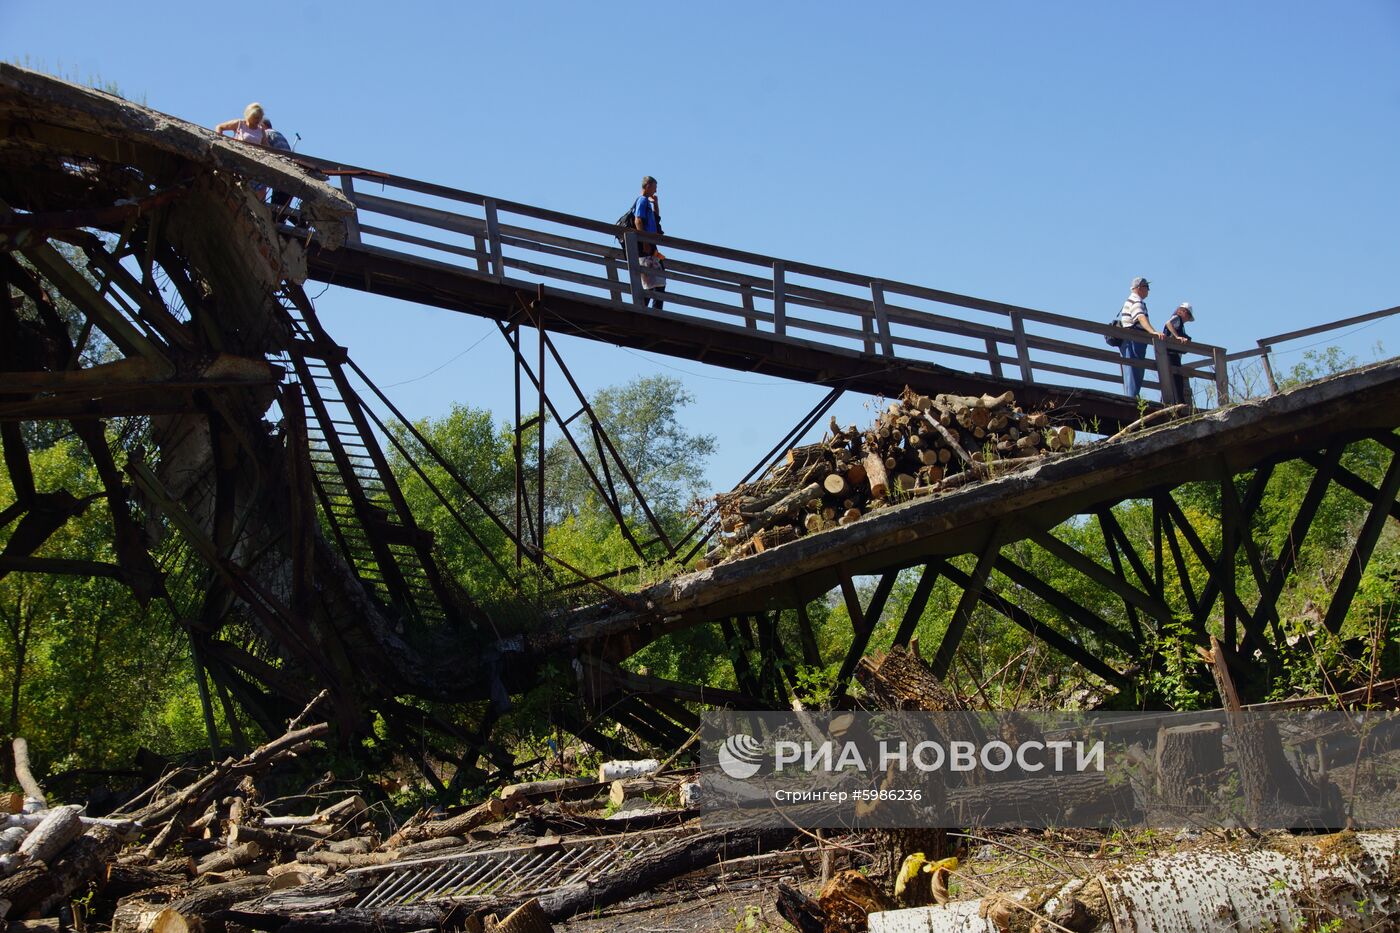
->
[1118,276,1155,399]
[1161,301,1195,405]
[632,176,666,310]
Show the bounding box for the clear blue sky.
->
[7,1,1398,489]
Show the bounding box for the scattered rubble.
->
[702,388,1074,567]
[0,698,812,933]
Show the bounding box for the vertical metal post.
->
[473,235,489,275]
[870,282,895,357]
[860,313,875,354]
[772,261,786,336]
[1213,346,1230,405]
[623,231,645,307]
[1219,473,1237,649]
[188,633,220,761]
[1259,342,1278,394]
[536,313,546,567]
[1155,337,1178,405]
[511,322,523,569]
[1010,312,1034,384]
[985,337,1004,379]
[606,258,622,304]
[339,176,362,246]
[483,198,504,280]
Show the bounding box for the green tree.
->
[1,439,208,776]
[544,376,716,529]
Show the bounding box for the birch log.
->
[869,830,1400,933]
[13,806,83,869]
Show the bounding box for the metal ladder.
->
[274,286,456,629]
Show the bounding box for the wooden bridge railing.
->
[1211,304,1400,394]
[289,152,1229,408]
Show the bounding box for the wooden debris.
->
[706,387,1073,565]
[482,897,553,933]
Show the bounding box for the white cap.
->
[1178,301,1193,312]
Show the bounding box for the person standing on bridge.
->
[216,102,267,146]
[633,176,667,310]
[1161,301,1195,405]
[261,118,297,223]
[216,103,270,200]
[1117,276,1155,399]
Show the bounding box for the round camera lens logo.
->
[718,733,764,779]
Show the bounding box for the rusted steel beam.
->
[0,355,281,393]
[719,617,763,698]
[535,312,676,557]
[940,561,1130,688]
[794,602,822,667]
[499,318,656,563]
[1256,447,1341,635]
[1322,445,1400,635]
[1302,451,1400,524]
[18,235,169,367]
[0,555,123,578]
[830,568,901,702]
[676,387,844,564]
[892,560,943,648]
[993,554,1139,655]
[0,187,185,237]
[0,392,212,420]
[1158,491,1259,643]
[931,528,1003,678]
[0,489,92,581]
[1097,512,1143,643]
[1155,494,1200,618]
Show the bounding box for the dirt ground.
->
[563,882,795,933]
[557,828,1203,932]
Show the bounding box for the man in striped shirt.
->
[1118,276,1155,398]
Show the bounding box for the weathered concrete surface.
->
[0,63,352,248]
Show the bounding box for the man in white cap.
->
[1161,301,1195,405]
[1117,276,1155,398]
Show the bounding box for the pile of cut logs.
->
[703,387,1074,566]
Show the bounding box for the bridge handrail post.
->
[1258,341,1279,394]
[1213,346,1230,405]
[869,282,895,357]
[338,175,362,246]
[772,261,786,336]
[622,231,646,307]
[1010,311,1034,385]
[483,198,504,281]
[1154,336,1178,405]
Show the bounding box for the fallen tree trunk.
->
[868,830,1400,933]
[535,827,797,921]
[226,824,324,855]
[11,807,82,872]
[387,796,522,845]
[9,741,44,812]
[195,841,263,876]
[0,827,125,920]
[261,795,365,831]
[156,876,268,933]
[499,777,600,803]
